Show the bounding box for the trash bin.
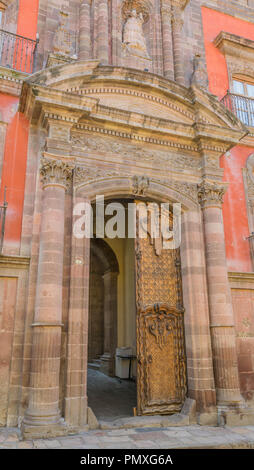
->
[115,347,132,379]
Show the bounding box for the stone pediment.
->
[20,61,247,151]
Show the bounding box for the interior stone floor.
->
[87,368,137,421]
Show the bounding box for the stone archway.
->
[63,176,217,428]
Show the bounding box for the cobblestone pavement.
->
[1,425,254,449]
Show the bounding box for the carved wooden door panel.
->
[135,203,187,415]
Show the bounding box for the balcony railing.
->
[221,92,254,127]
[0,29,38,74]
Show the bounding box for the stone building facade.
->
[0,0,254,439]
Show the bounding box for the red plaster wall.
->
[202,7,254,272]
[201,7,254,99]
[16,0,39,40]
[0,111,29,253]
[0,1,39,252]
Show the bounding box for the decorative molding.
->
[214,31,254,91]
[74,165,122,186]
[198,180,227,208]
[228,271,254,286]
[0,255,30,269]
[73,164,198,204]
[157,179,198,203]
[71,129,199,157]
[40,157,74,190]
[69,87,195,121]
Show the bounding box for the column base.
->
[197,408,218,426]
[21,418,70,440]
[100,353,115,377]
[218,403,254,426]
[21,417,90,440]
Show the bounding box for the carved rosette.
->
[198,181,227,208]
[40,158,74,190]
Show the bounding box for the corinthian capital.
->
[40,157,74,190]
[171,6,184,29]
[161,2,172,19]
[198,181,227,208]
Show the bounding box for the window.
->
[233,79,254,97]
[232,77,254,127]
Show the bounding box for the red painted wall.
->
[16,0,39,40]
[0,111,29,253]
[202,7,254,99]
[0,1,39,252]
[202,7,254,272]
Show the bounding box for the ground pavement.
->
[1,425,254,449]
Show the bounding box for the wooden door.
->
[135,202,187,415]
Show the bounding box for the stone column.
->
[22,158,73,439]
[79,0,91,60]
[198,181,242,406]
[97,0,109,64]
[65,194,91,427]
[100,270,118,376]
[171,5,185,86]
[181,207,217,424]
[161,2,174,81]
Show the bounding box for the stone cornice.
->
[214,31,254,62]
[228,271,254,288]
[19,62,249,159]
[203,2,254,23]
[0,67,27,97]
[0,255,30,269]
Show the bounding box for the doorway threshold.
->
[98,403,195,430]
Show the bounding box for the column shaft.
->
[171,7,185,86]
[100,270,118,376]
[199,182,242,405]
[22,159,73,438]
[79,0,91,60]
[161,5,174,80]
[24,184,65,426]
[181,208,216,419]
[97,0,109,64]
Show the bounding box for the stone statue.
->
[123,9,149,58]
[191,53,209,90]
[53,10,71,56]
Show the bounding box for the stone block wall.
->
[230,273,254,401]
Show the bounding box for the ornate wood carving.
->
[136,303,186,415]
[135,203,187,415]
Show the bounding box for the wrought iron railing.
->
[0,187,8,254]
[221,92,254,127]
[0,29,39,74]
